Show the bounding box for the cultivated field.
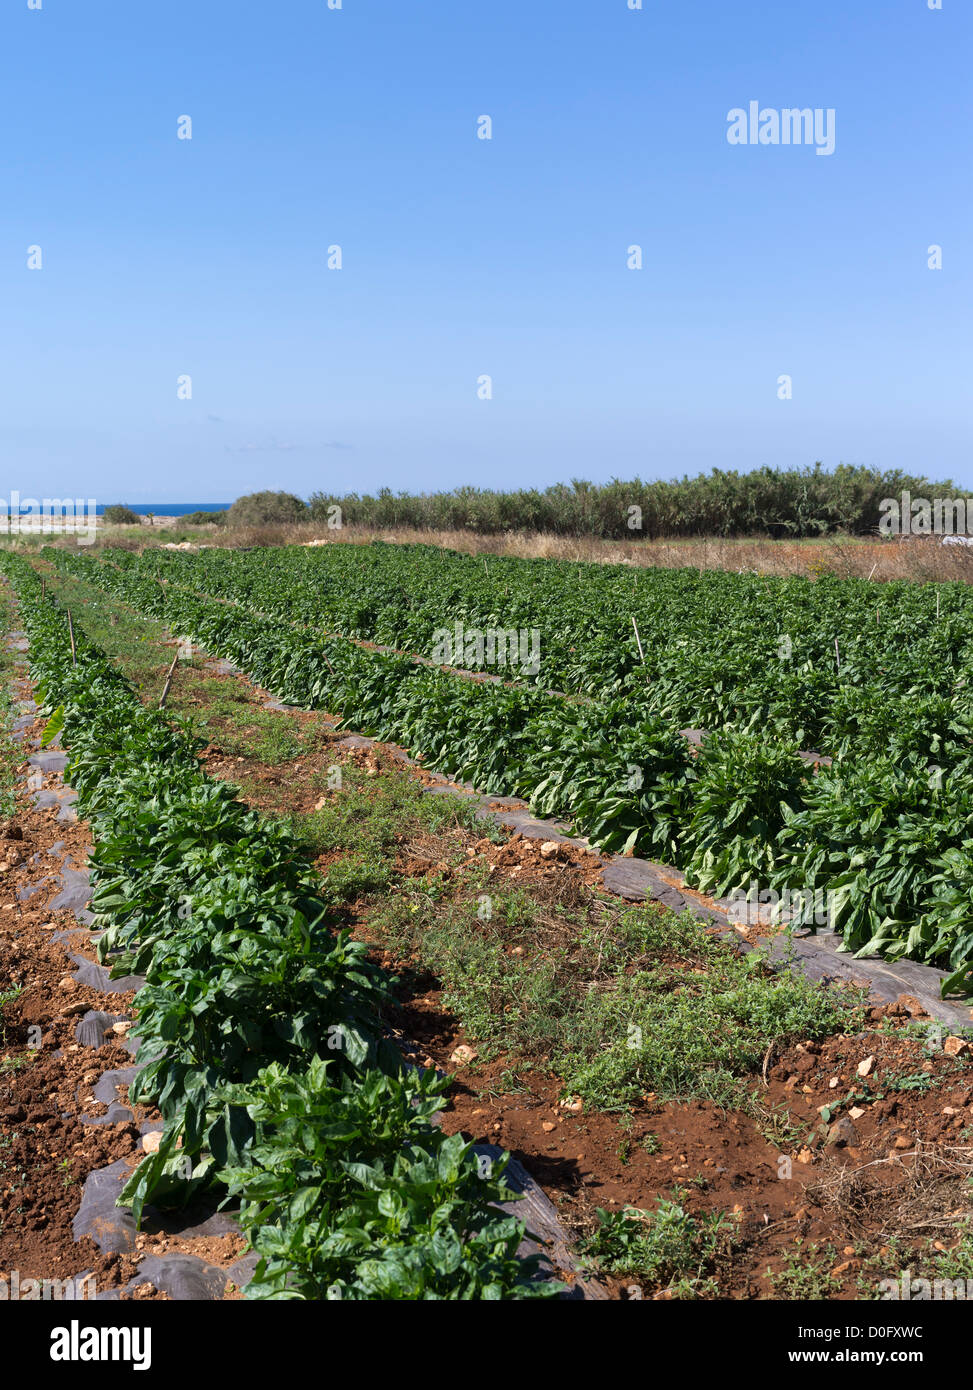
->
[2,538,972,1303]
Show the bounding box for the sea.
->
[6,503,232,516]
[99,503,231,516]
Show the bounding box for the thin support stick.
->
[159,652,180,709]
[67,610,76,667]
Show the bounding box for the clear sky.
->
[1,0,969,504]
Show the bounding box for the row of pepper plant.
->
[1,553,554,1300]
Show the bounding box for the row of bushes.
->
[306,465,956,539]
[104,464,961,539]
[2,554,553,1300]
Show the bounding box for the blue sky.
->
[1,0,969,504]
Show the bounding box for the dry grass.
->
[808,1141,973,1244]
[217,525,973,584]
[24,521,973,584]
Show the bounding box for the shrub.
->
[102,504,142,526]
[227,491,309,526]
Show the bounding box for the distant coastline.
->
[7,503,232,517]
[98,503,230,516]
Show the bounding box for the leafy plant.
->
[581,1196,736,1297]
[217,1058,550,1300]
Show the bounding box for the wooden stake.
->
[67,610,76,667]
[834,637,840,672]
[158,652,179,709]
[631,616,645,663]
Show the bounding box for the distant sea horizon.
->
[101,503,231,516]
[8,502,232,517]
